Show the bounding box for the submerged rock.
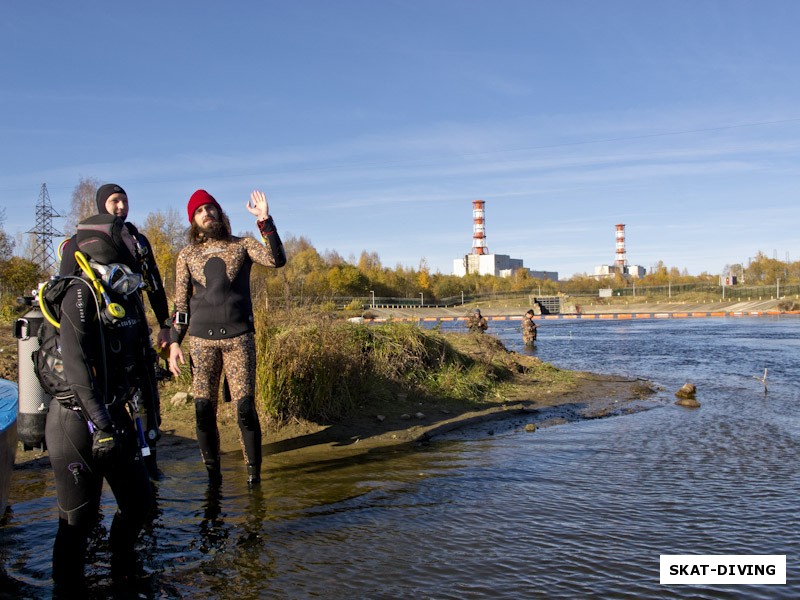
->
[674,382,700,407]
[675,397,701,408]
[524,423,537,433]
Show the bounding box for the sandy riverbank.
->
[0,307,667,473]
[13,364,660,473]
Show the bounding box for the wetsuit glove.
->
[92,428,120,464]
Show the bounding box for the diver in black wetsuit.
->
[45,214,155,591]
[59,184,170,479]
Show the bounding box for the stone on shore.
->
[170,391,193,407]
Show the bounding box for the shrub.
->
[252,310,509,424]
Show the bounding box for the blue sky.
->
[2,1,799,278]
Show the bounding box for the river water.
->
[1,317,798,599]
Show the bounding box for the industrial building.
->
[452,200,559,280]
[593,224,646,279]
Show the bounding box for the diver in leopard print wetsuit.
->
[168,189,286,486]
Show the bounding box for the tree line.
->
[1,177,798,310]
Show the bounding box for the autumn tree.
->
[65,177,101,235]
[0,256,41,296]
[278,236,327,299]
[431,274,465,300]
[357,250,382,274]
[745,251,787,285]
[509,268,533,292]
[140,208,185,296]
[0,208,13,262]
[326,264,369,296]
[417,258,432,296]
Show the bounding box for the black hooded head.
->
[96,183,126,214]
[76,214,137,268]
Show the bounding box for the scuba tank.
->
[13,295,48,450]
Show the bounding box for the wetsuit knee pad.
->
[236,395,259,429]
[194,398,215,432]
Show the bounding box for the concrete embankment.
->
[362,298,796,322]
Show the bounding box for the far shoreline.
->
[360,297,794,322]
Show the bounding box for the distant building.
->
[451,199,559,280]
[529,268,560,280]
[452,253,559,279]
[593,263,646,279]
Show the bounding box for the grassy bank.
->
[163,307,573,427]
[6,308,657,463]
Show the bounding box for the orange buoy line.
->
[367,311,800,323]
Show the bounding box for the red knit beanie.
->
[187,189,222,223]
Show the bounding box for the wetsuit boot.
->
[205,460,222,487]
[237,395,262,486]
[195,397,222,486]
[144,446,161,480]
[247,463,261,486]
[52,519,88,593]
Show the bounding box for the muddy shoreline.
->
[36,377,657,477]
[3,314,660,472]
[12,371,659,472]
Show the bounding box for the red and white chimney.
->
[615,224,627,268]
[471,200,488,255]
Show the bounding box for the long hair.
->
[188,209,232,245]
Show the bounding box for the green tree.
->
[327,264,369,296]
[431,274,465,301]
[0,256,41,296]
[744,251,787,285]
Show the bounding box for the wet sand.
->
[155,370,658,466]
[14,369,658,471]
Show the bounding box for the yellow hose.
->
[73,251,126,321]
[37,252,128,329]
[37,281,61,329]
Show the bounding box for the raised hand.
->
[246,189,270,221]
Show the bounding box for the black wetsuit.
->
[44,277,155,587]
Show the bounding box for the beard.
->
[201,220,229,240]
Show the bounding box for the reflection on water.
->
[1,318,798,598]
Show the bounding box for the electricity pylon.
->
[26,183,63,275]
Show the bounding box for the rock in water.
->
[675,382,700,407]
[675,397,701,408]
